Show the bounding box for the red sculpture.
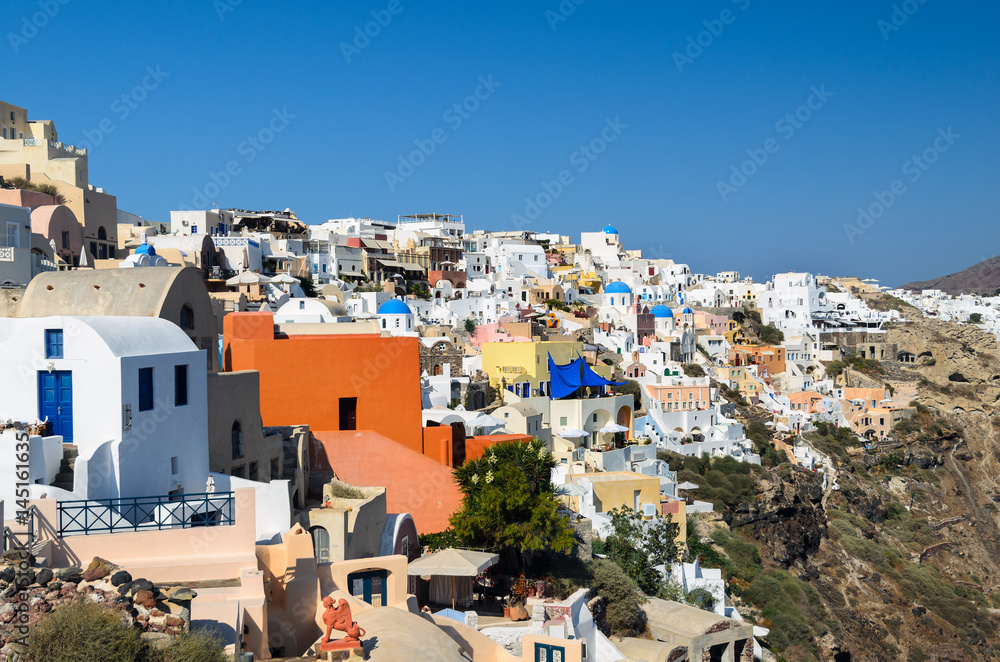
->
[321,596,366,651]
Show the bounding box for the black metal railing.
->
[57,492,234,536]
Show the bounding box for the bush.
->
[327,482,367,499]
[686,587,715,611]
[463,318,477,334]
[758,324,784,345]
[158,629,232,662]
[588,559,646,637]
[28,599,153,662]
[825,360,844,378]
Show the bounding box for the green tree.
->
[603,506,682,595]
[450,439,574,568]
[969,313,983,324]
[825,359,845,378]
[463,318,477,334]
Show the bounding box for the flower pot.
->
[503,606,511,618]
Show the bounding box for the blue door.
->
[534,643,565,662]
[38,371,73,444]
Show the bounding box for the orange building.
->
[787,391,824,414]
[729,344,786,377]
[645,383,711,412]
[224,312,424,452]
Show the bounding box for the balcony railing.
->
[57,491,234,536]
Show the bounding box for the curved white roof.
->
[71,316,199,357]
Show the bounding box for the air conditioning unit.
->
[641,503,657,518]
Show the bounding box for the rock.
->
[110,570,133,587]
[163,586,197,601]
[82,556,119,582]
[164,615,184,627]
[55,566,83,583]
[130,579,155,595]
[0,567,14,584]
[134,589,157,609]
[36,568,54,586]
[141,632,173,651]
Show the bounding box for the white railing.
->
[0,247,14,262]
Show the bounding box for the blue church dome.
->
[650,305,674,318]
[377,299,412,315]
[682,307,693,314]
[135,243,157,256]
[604,281,632,294]
[602,225,619,235]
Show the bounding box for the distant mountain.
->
[900,255,1000,295]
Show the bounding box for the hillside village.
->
[2,99,1000,662]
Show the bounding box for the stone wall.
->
[420,339,463,378]
[0,555,195,660]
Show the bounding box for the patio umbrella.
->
[676,481,700,491]
[554,483,588,497]
[270,273,297,284]
[468,414,504,429]
[599,423,629,434]
[558,428,588,438]
[226,272,272,286]
[407,548,499,610]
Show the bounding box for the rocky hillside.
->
[901,256,1000,295]
[688,314,1000,661]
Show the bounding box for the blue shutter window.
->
[138,367,154,412]
[45,329,64,359]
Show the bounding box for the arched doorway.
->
[309,526,330,564]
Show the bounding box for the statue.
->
[321,596,366,651]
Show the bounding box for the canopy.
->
[599,423,629,434]
[270,273,297,284]
[407,548,498,577]
[467,414,504,429]
[558,428,588,439]
[548,354,626,399]
[677,481,700,491]
[226,272,272,286]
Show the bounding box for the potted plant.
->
[502,595,512,618]
[534,579,548,599]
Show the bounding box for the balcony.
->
[57,491,234,536]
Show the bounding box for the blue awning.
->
[548,353,625,399]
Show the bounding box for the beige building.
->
[0,99,118,261]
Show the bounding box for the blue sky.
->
[6,0,998,285]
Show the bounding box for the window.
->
[1,128,5,139]
[232,421,244,459]
[174,365,188,406]
[270,457,280,480]
[249,461,258,481]
[299,300,306,310]
[231,465,245,478]
[138,368,154,411]
[61,231,70,250]
[5,221,19,248]
[179,304,194,330]
[171,456,179,475]
[44,329,64,359]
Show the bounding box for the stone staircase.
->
[52,443,78,491]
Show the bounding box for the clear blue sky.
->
[7,0,998,286]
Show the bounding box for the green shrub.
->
[682,363,705,377]
[158,629,232,662]
[27,599,154,662]
[747,571,827,656]
[710,529,762,583]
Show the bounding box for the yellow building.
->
[0,99,117,261]
[481,340,613,398]
[570,471,687,542]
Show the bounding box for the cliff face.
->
[900,255,1000,295]
[712,316,1000,661]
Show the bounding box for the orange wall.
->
[464,434,532,462]
[224,312,424,453]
